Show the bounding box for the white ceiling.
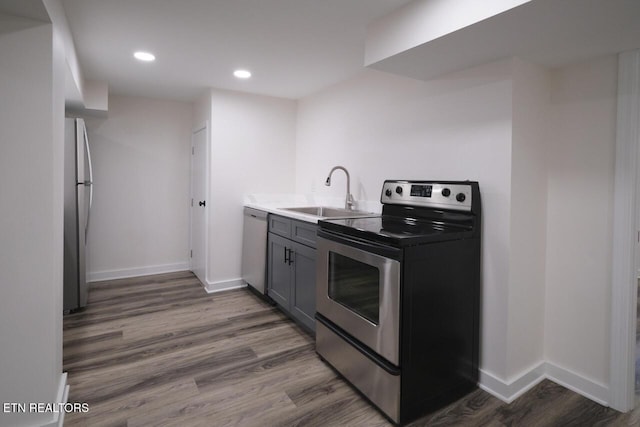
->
[60,0,412,101]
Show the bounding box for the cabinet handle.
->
[284,246,289,264]
[287,248,294,265]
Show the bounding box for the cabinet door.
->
[290,242,317,332]
[267,233,291,309]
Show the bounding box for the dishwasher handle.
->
[244,207,268,220]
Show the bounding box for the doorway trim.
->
[610,49,640,412]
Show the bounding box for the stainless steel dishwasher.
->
[241,207,268,294]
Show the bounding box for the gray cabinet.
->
[267,233,291,308]
[290,242,316,329]
[267,215,317,332]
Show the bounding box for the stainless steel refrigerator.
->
[64,118,93,312]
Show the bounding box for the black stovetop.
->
[319,181,481,247]
[319,210,476,247]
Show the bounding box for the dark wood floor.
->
[63,271,639,426]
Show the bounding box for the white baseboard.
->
[57,379,69,427]
[88,262,190,282]
[479,362,546,403]
[204,278,246,293]
[544,362,609,406]
[41,372,68,427]
[479,361,609,407]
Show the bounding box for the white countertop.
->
[244,193,381,223]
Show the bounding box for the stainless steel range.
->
[315,180,481,425]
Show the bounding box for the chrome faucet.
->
[325,166,354,210]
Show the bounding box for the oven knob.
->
[456,193,466,202]
[395,186,403,195]
[441,188,451,197]
[385,189,392,197]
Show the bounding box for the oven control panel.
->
[380,180,473,211]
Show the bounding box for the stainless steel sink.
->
[280,206,374,218]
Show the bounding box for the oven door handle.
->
[317,229,402,260]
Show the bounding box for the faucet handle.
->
[346,193,355,210]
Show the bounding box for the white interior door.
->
[190,124,208,285]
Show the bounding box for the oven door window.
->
[328,251,380,325]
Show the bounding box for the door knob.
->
[199,200,206,207]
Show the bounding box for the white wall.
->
[506,58,549,379]
[193,91,211,129]
[206,89,297,289]
[295,61,515,379]
[0,19,65,427]
[85,95,193,280]
[544,56,618,386]
[42,0,85,106]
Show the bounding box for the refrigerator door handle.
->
[83,125,93,242]
[84,125,93,188]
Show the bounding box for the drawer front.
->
[292,220,317,248]
[269,215,291,238]
[316,320,400,423]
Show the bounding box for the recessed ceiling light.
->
[134,51,155,62]
[233,69,252,79]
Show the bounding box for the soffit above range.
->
[366,0,640,81]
